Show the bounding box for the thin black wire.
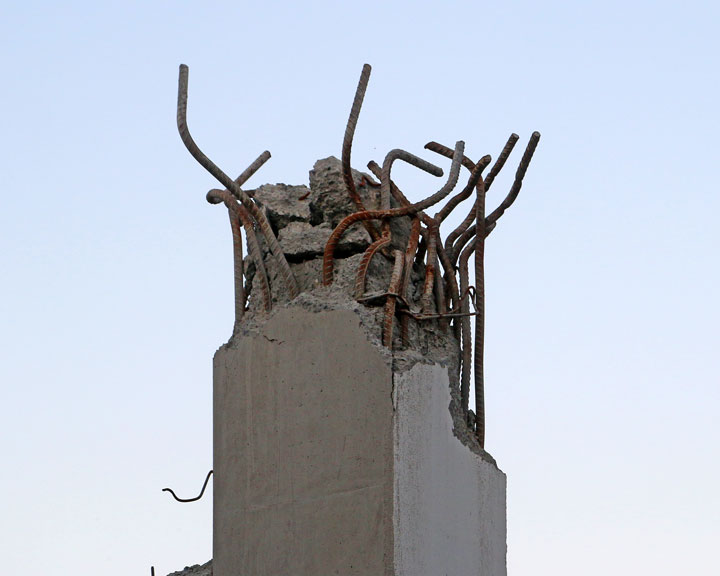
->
[162,470,213,503]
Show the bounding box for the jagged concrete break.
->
[167,560,212,576]
[207,157,506,576]
[213,305,506,576]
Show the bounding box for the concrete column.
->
[213,305,506,576]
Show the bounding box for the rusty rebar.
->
[233,150,272,197]
[383,250,404,348]
[367,160,434,229]
[444,133,519,257]
[424,141,476,171]
[483,133,519,191]
[474,176,487,447]
[421,221,439,313]
[423,141,491,224]
[355,234,392,299]
[486,131,541,226]
[445,198,479,260]
[425,140,466,212]
[458,237,476,413]
[401,217,422,300]
[433,252,448,329]
[380,148,443,210]
[450,220,497,268]
[369,156,460,326]
[228,209,245,328]
[342,64,382,242]
[435,235,461,337]
[400,216,422,346]
[235,207,272,312]
[207,190,272,312]
[177,64,298,299]
[162,470,213,503]
[435,154,491,224]
[399,309,480,320]
[322,172,467,286]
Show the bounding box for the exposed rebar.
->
[207,190,272,312]
[342,64,382,242]
[383,250,405,348]
[355,234,392,299]
[177,64,298,299]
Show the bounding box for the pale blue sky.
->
[1,1,718,574]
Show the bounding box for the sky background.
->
[1,1,718,574]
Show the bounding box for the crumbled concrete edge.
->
[166,559,212,576]
[219,156,498,464]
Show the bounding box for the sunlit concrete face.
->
[393,363,507,576]
[213,306,506,576]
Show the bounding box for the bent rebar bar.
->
[162,470,214,503]
[177,65,298,299]
[177,61,541,451]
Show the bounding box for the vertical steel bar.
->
[342,64,382,242]
[383,250,405,348]
[228,209,245,330]
[474,178,487,447]
[177,64,298,298]
[354,234,392,298]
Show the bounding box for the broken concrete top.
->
[233,156,491,463]
[166,560,212,576]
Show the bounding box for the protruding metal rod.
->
[207,190,272,312]
[458,238,476,413]
[486,132,541,226]
[444,133,519,256]
[474,177,487,448]
[483,133,519,191]
[427,140,466,212]
[435,154,491,224]
[421,221,439,313]
[228,209,245,329]
[383,250,405,348]
[355,235,392,299]
[342,64,381,242]
[233,150,271,197]
[323,165,468,286]
[380,148,443,210]
[400,216,422,346]
[162,470,214,503]
[176,64,298,298]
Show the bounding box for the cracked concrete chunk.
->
[278,221,326,259]
[253,183,312,229]
[278,221,371,261]
[308,156,380,227]
[167,560,212,576]
[308,156,411,251]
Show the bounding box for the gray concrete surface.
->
[209,156,505,576]
[213,304,507,576]
[393,363,507,576]
[213,307,394,576]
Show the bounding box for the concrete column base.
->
[213,306,506,576]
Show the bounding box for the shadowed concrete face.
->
[213,308,394,576]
